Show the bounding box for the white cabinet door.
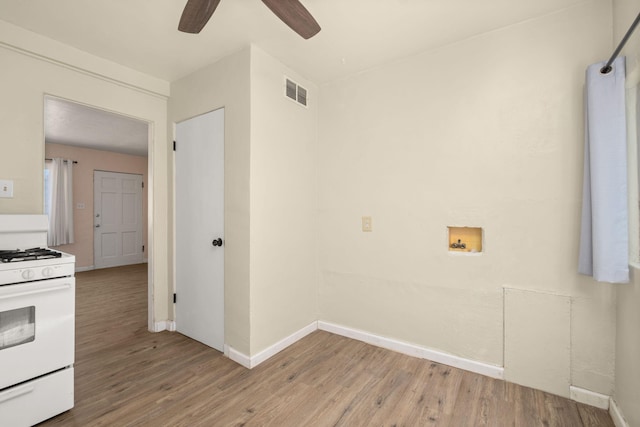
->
[175,108,224,352]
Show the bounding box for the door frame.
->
[43,94,156,332]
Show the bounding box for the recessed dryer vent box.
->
[448,226,483,253]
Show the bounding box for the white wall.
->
[249,47,318,354]
[3,2,632,408]
[318,0,616,397]
[169,48,252,355]
[1,19,316,359]
[170,46,319,357]
[0,21,170,324]
[613,0,640,424]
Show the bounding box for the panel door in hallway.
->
[94,171,143,269]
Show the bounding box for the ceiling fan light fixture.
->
[261,0,321,39]
[178,0,320,39]
[178,0,222,34]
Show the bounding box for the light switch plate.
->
[362,216,372,232]
[0,180,14,198]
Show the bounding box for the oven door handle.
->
[0,383,35,403]
[0,283,72,300]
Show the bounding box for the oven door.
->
[0,277,75,389]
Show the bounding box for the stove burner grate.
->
[0,247,63,263]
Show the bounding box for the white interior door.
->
[175,108,224,351]
[94,171,144,269]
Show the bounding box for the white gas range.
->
[0,215,75,426]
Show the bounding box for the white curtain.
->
[578,57,629,283]
[46,158,74,246]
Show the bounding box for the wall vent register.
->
[285,77,308,107]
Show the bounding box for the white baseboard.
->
[318,321,504,380]
[569,386,610,409]
[166,317,622,417]
[152,320,175,332]
[610,398,630,427]
[226,321,318,369]
[76,261,147,273]
[227,346,252,369]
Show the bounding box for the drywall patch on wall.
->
[504,287,570,397]
[570,285,616,395]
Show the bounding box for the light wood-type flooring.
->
[39,264,614,426]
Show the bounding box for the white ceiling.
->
[45,97,149,157]
[1,0,588,84]
[3,0,589,156]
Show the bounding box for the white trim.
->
[610,398,630,427]
[152,321,175,333]
[226,322,318,369]
[76,261,147,273]
[0,20,169,98]
[569,386,610,409]
[318,321,504,380]
[251,322,318,368]
[227,346,252,369]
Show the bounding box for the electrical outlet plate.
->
[0,180,14,198]
[362,216,372,232]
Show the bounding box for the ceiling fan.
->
[178,0,321,39]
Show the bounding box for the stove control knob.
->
[21,269,35,280]
[42,267,53,277]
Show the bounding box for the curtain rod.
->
[45,158,78,164]
[601,11,640,74]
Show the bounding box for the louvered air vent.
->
[285,77,308,107]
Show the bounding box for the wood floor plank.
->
[37,264,615,427]
[577,402,617,427]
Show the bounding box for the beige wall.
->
[318,0,617,397]
[170,48,252,355]
[45,143,148,269]
[3,2,635,410]
[169,46,319,357]
[249,47,318,353]
[613,0,640,424]
[0,22,170,325]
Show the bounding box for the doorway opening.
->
[43,95,154,327]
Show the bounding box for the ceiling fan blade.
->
[178,0,222,34]
[261,0,321,39]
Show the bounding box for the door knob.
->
[212,238,223,247]
[95,224,100,228]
